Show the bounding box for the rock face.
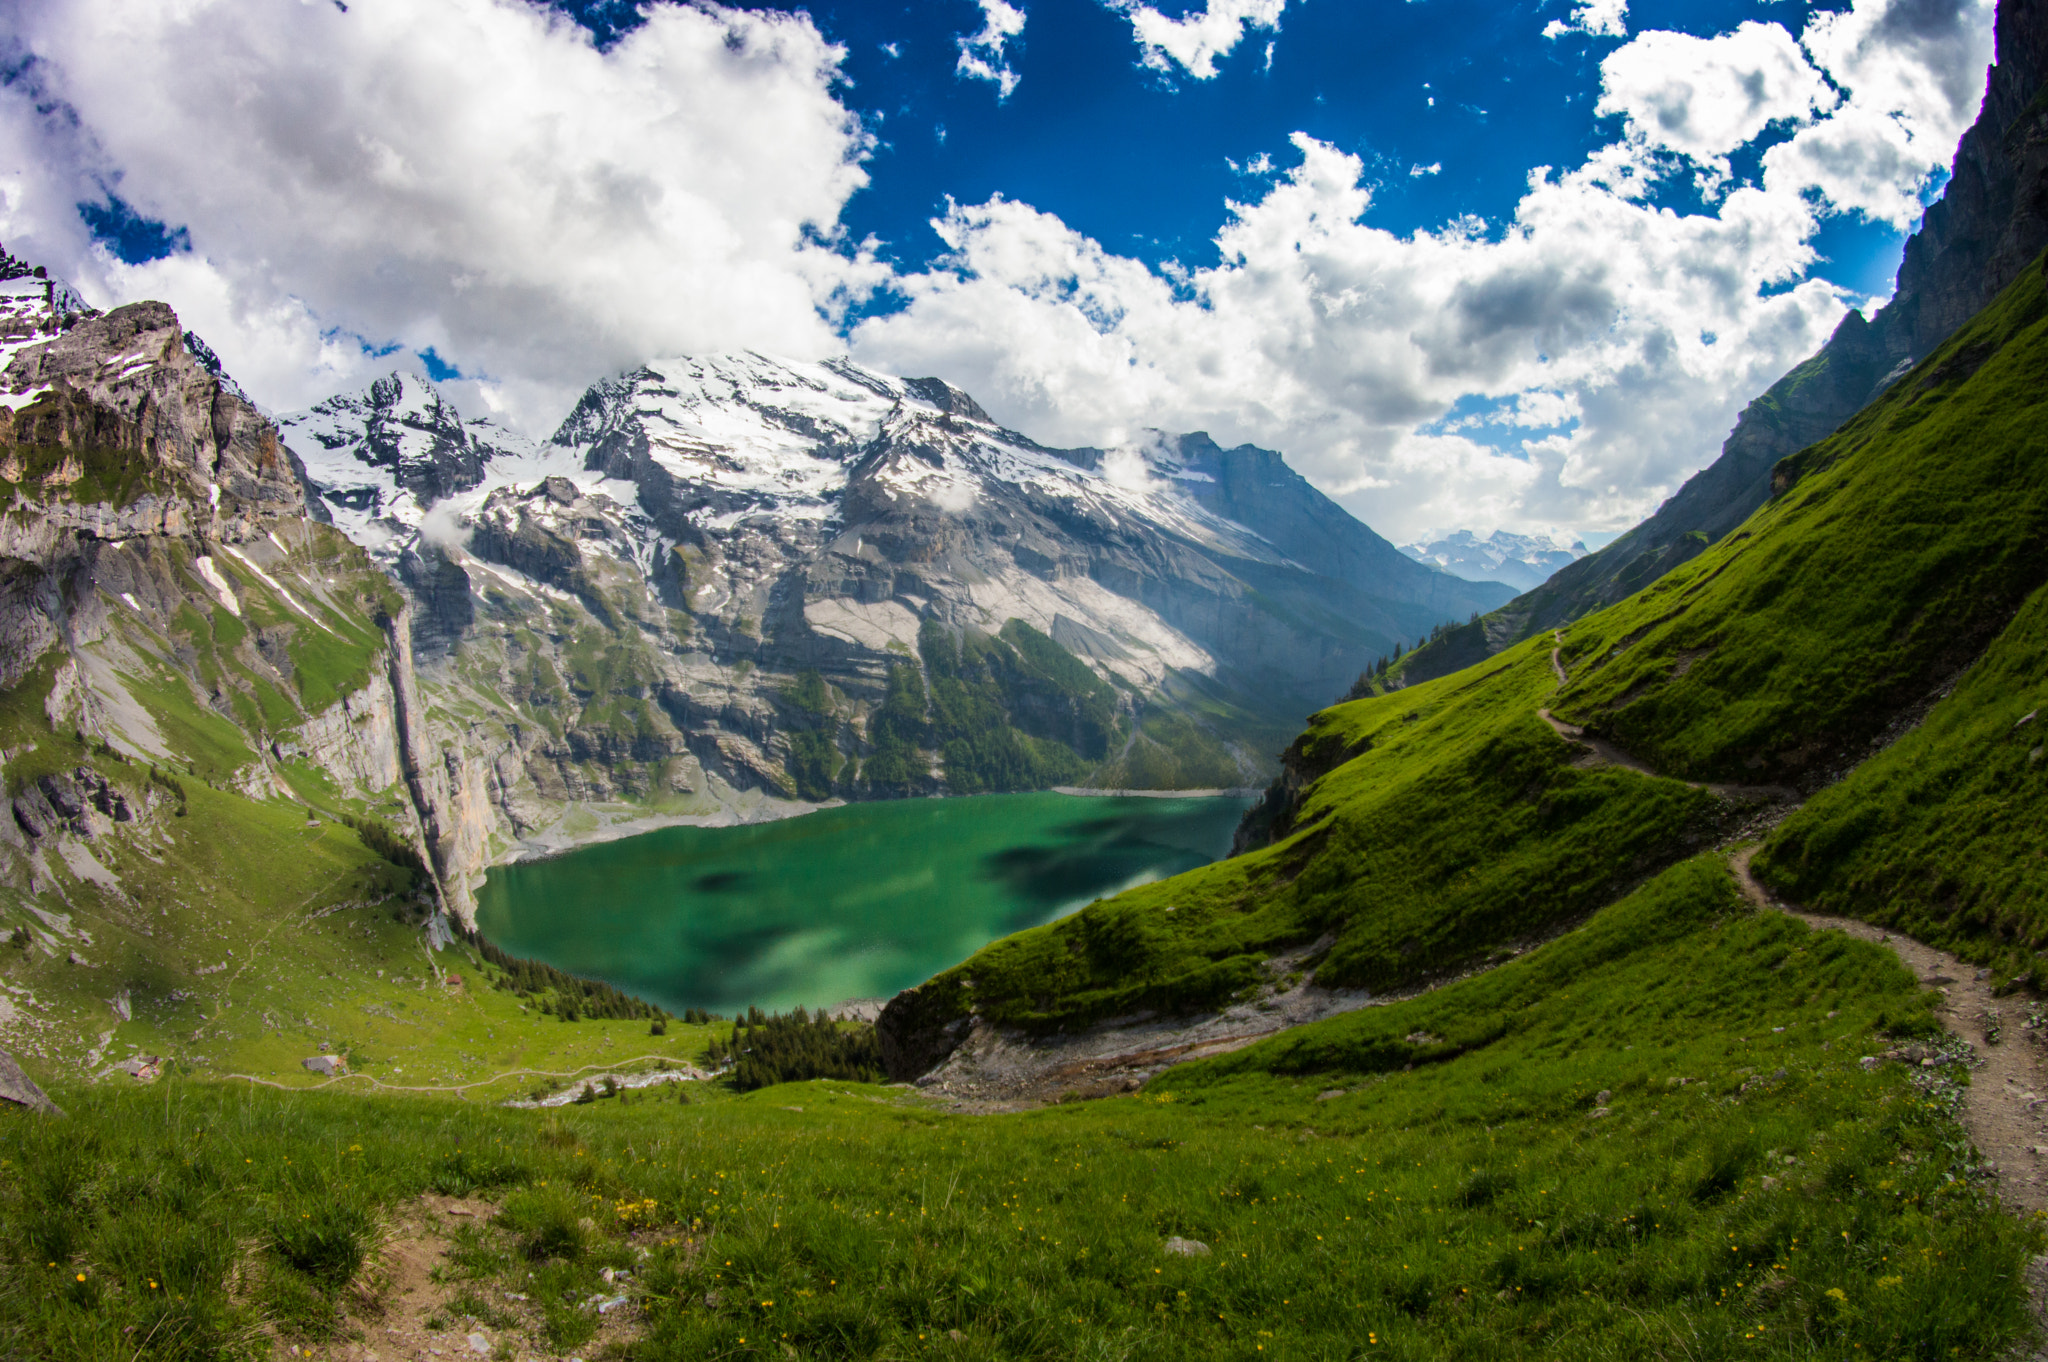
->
[11,768,133,843]
[1,299,305,536]
[1402,0,2048,683]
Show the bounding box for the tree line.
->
[704,1005,884,1090]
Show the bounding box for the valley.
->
[4,0,2048,1355]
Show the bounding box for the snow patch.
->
[192,555,241,616]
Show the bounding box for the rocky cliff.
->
[1401,0,2048,684]
[0,248,478,934]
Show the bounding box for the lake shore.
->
[1052,785,1265,798]
[491,785,1265,868]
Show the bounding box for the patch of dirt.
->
[1731,847,2048,1218]
[263,1194,643,1362]
[917,928,1576,1112]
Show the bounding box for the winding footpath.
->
[1543,633,2048,1219]
[223,1054,711,1099]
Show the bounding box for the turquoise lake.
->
[473,792,1253,1014]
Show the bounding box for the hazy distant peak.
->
[1400,528,1589,592]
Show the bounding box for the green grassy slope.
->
[5,857,2033,1360]
[1752,571,2048,983]
[0,518,740,1087]
[1541,255,2048,787]
[0,759,729,1090]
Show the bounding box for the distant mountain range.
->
[1399,529,1588,592]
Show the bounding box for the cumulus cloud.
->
[1543,0,1628,41]
[1596,21,1835,164]
[1765,0,1993,227]
[0,0,877,420]
[956,0,1027,98]
[1593,0,1990,228]
[851,135,1841,539]
[1115,0,1289,80]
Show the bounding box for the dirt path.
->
[1539,637,1801,804]
[1549,632,2045,1215]
[269,1193,651,1362]
[223,1054,712,1098]
[1731,847,2048,1217]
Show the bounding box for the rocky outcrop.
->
[0,1046,61,1116]
[1403,0,2048,683]
[1,300,305,537]
[10,768,134,843]
[273,671,406,800]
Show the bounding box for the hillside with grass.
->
[879,246,2048,1070]
[4,849,2038,1359]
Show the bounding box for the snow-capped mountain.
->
[280,352,1508,816]
[1400,529,1588,593]
[280,372,588,557]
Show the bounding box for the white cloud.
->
[1116,0,1289,80]
[1802,0,1992,134]
[852,135,1842,540]
[956,0,1027,99]
[1543,0,1628,41]
[1763,0,1993,227]
[0,0,878,420]
[1597,21,1835,165]
[1410,162,1442,177]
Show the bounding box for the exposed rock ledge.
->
[900,940,1372,1112]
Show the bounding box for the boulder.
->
[302,1055,347,1077]
[0,1046,61,1115]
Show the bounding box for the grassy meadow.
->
[3,856,2039,1360]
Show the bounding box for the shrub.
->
[269,1200,375,1290]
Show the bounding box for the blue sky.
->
[0,0,1992,540]
[728,0,1918,301]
